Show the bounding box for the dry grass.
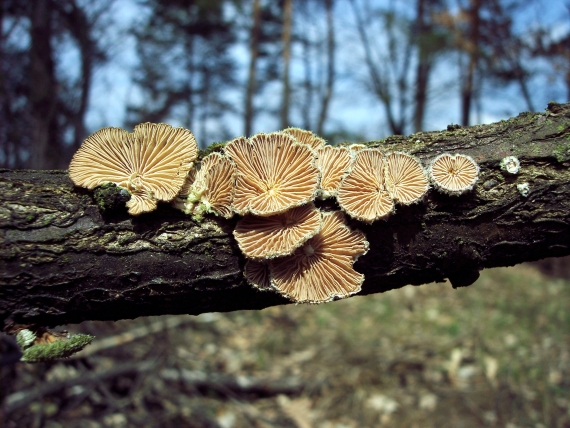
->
[3,264,570,427]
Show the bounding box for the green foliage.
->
[20,334,95,363]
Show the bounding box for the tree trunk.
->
[316,0,335,136]
[29,0,58,170]
[2,102,570,330]
[280,0,293,129]
[413,0,430,133]
[461,0,480,127]
[244,0,261,136]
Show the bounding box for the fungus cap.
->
[234,203,322,260]
[429,153,479,195]
[191,152,236,219]
[225,132,320,216]
[172,166,198,212]
[348,144,367,152]
[244,260,272,291]
[69,123,198,215]
[269,211,369,304]
[337,149,394,223]
[282,127,326,150]
[384,152,429,204]
[178,166,198,198]
[315,145,352,199]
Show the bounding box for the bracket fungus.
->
[224,132,320,216]
[315,145,352,199]
[282,127,326,150]
[234,203,322,260]
[428,153,479,195]
[244,260,272,291]
[176,152,236,219]
[69,123,198,215]
[269,211,369,304]
[384,152,429,204]
[337,149,394,223]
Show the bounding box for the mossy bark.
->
[2,102,570,329]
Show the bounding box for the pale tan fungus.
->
[178,166,198,198]
[234,203,322,259]
[282,127,326,150]
[429,153,479,195]
[384,152,429,204]
[315,145,352,199]
[171,166,198,212]
[269,211,369,304]
[244,260,272,291]
[224,132,320,216]
[337,149,394,223]
[348,143,367,151]
[69,123,198,215]
[187,152,236,219]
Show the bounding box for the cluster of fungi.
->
[69,123,480,304]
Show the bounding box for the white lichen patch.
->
[517,182,530,197]
[16,329,36,348]
[500,156,520,174]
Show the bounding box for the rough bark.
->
[2,102,570,329]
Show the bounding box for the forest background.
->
[2,0,570,427]
[2,0,569,169]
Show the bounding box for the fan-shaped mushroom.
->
[429,153,479,195]
[234,203,322,259]
[178,152,236,219]
[244,260,272,291]
[69,123,198,215]
[269,211,369,304]
[337,149,394,222]
[315,145,352,199]
[282,127,326,150]
[225,132,320,216]
[384,152,429,204]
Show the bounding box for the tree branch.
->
[2,102,570,329]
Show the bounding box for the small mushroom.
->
[315,145,352,199]
[269,211,369,304]
[225,132,320,216]
[69,123,198,215]
[337,149,394,223]
[282,127,326,150]
[179,152,236,219]
[244,260,272,291]
[234,202,322,259]
[429,153,479,195]
[384,152,429,204]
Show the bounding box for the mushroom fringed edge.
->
[69,125,482,305]
[69,122,198,215]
